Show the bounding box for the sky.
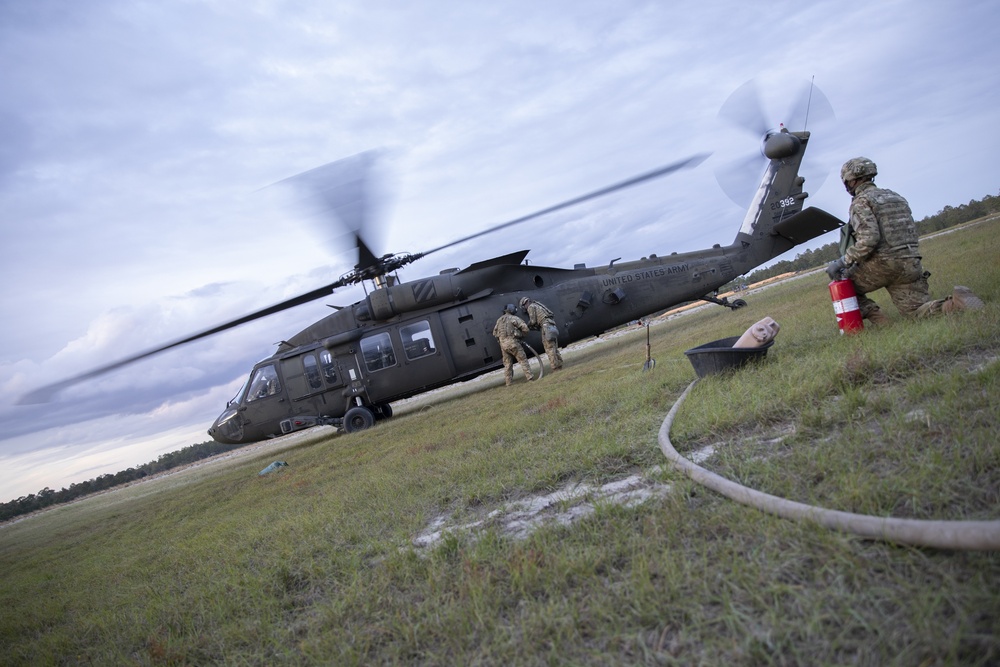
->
[1,0,998,502]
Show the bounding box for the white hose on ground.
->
[658,379,1000,551]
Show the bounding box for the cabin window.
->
[400,320,436,360]
[320,350,337,384]
[246,364,281,402]
[360,332,396,372]
[303,354,322,390]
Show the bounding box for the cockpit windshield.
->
[228,376,251,407]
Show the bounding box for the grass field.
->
[2,218,998,666]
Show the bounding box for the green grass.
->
[2,219,999,666]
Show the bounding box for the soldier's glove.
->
[826,257,849,281]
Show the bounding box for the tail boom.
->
[731,129,842,270]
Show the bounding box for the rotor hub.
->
[762,128,803,160]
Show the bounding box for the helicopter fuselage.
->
[208,129,842,444]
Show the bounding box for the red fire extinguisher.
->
[829,279,864,334]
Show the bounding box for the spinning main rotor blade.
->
[420,153,710,257]
[272,151,385,272]
[18,278,352,405]
[20,151,709,404]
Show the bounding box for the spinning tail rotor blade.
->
[785,79,836,134]
[714,78,837,206]
[420,153,711,257]
[715,153,766,209]
[714,79,771,206]
[786,79,837,194]
[718,79,770,138]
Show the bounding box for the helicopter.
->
[20,111,843,444]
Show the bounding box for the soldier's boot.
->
[865,308,892,327]
[942,286,985,314]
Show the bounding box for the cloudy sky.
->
[1,0,997,502]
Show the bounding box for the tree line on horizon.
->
[3,189,998,523]
[1,440,241,522]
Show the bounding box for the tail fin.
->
[732,129,842,266]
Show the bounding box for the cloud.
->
[1,0,998,502]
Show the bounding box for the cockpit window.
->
[360,332,396,372]
[246,364,281,401]
[401,320,436,360]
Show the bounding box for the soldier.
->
[519,296,563,370]
[826,157,983,324]
[493,304,534,386]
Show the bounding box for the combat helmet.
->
[504,304,517,315]
[840,157,877,184]
[519,297,531,309]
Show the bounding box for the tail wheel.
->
[343,405,375,433]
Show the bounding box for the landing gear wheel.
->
[702,293,748,310]
[343,406,375,433]
[373,403,393,420]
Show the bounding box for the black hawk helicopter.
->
[20,91,842,443]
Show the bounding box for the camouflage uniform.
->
[493,311,533,385]
[521,298,563,370]
[841,181,946,319]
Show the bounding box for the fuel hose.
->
[658,379,1000,550]
[521,342,545,381]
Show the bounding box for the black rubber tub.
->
[683,335,774,378]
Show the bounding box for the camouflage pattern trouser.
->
[850,255,945,319]
[541,323,563,369]
[499,337,532,385]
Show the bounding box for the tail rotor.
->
[714,78,837,207]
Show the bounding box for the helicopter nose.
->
[209,407,244,444]
[207,424,231,444]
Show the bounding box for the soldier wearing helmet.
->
[826,157,983,323]
[493,303,534,386]
[519,296,563,370]
[840,157,878,196]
